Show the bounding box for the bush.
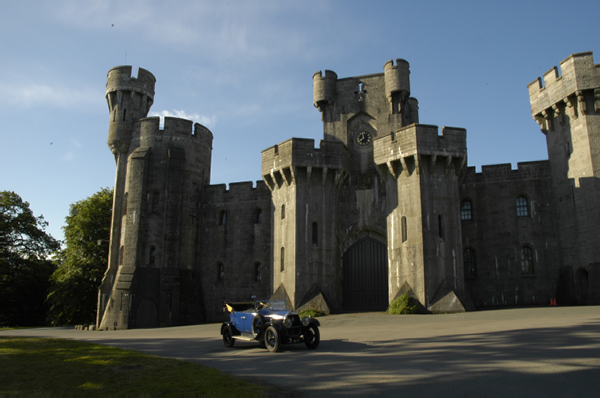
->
[298,309,326,318]
[386,292,418,314]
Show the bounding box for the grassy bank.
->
[0,337,283,396]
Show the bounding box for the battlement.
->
[528,52,600,117]
[384,58,410,99]
[462,161,551,185]
[262,138,349,189]
[136,117,213,141]
[374,124,467,178]
[106,66,156,100]
[313,69,338,107]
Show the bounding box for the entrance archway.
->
[342,237,388,312]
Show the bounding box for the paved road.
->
[3,306,600,396]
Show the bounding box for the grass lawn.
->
[0,337,285,396]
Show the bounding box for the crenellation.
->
[99,52,600,329]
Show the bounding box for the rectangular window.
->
[438,214,445,241]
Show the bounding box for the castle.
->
[97,52,600,329]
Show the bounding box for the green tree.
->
[47,187,113,325]
[0,191,60,326]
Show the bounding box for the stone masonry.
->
[97,53,600,329]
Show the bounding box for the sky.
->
[2,0,599,242]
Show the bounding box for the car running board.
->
[233,333,257,341]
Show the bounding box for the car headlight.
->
[284,316,293,328]
[302,317,310,327]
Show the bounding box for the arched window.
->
[281,205,285,220]
[401,216,407,242]
[218,210,227,225]
[149,246,156,267]
[123,192,128,216]
[464,248,476,278]
[280,247,285,272]
[151,191,160,213]
[521,246,534,275]
[217,263,224,281]
[255,208,263,224]
[254,262,261,282]
[460,200,472,221]
[312,222,318,247]
[516,196,529,217]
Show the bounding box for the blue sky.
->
[2,0,599,242]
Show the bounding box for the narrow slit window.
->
[401,216,407,242]
[438,214,445,241]
[312,222,318,247]
[280,247,285,272]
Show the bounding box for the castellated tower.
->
[263,59,470,313]
[98,66,213,330]
[528,52,600,304]
[374,126,470,312]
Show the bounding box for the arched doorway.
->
[342,237,388,312]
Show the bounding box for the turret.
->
[313,70,337,113]
[106,66,156,156]
[384,59,410,115]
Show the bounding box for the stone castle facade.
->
[97,52,600,329]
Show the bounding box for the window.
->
[217,263,224,281]
[464,248,476,278]
[254,262,261,282]
[281,205,285,220]
[438,214,445,241]
[119,245,124,265]
[401,216,407,242]
[149,246,156,267]
[312,222,318,247]
[255,208,263,224]
[123,192,128,216]
[151,192,160,213]
[516,196,529,217]
[521,246,534,275]
[218,210,227,225]
[460,200,472,221]
[280,247,285,272]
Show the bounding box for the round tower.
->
[384,59,410,115]
[106,66,156,156]
[313,69,338,111]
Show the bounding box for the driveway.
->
[3,306,600,396]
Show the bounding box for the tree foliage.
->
[47,187,113,325]
[0,191,60,326]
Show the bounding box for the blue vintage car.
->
[220,299,320,352]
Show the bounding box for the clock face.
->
[356,130,373,146]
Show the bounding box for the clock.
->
[356,130,373,146]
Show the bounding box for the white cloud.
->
[0,78,101,109]
[149,109,217,128]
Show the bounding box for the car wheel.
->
[304,324,320,349]
[264,326,280,352]
[252,315,264,337]
[223,326,235,348]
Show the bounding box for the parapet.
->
[462,161,551,185]
[374,124,467,179]
[313,70,338,108]
[261,138,349,189]
[384,58,410,100]
[137,117,212,138]
[106,66,156,100]
[528,52,600,117]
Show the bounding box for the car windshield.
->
[255,299,287,310]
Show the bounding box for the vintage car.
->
[220,299,320,352]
